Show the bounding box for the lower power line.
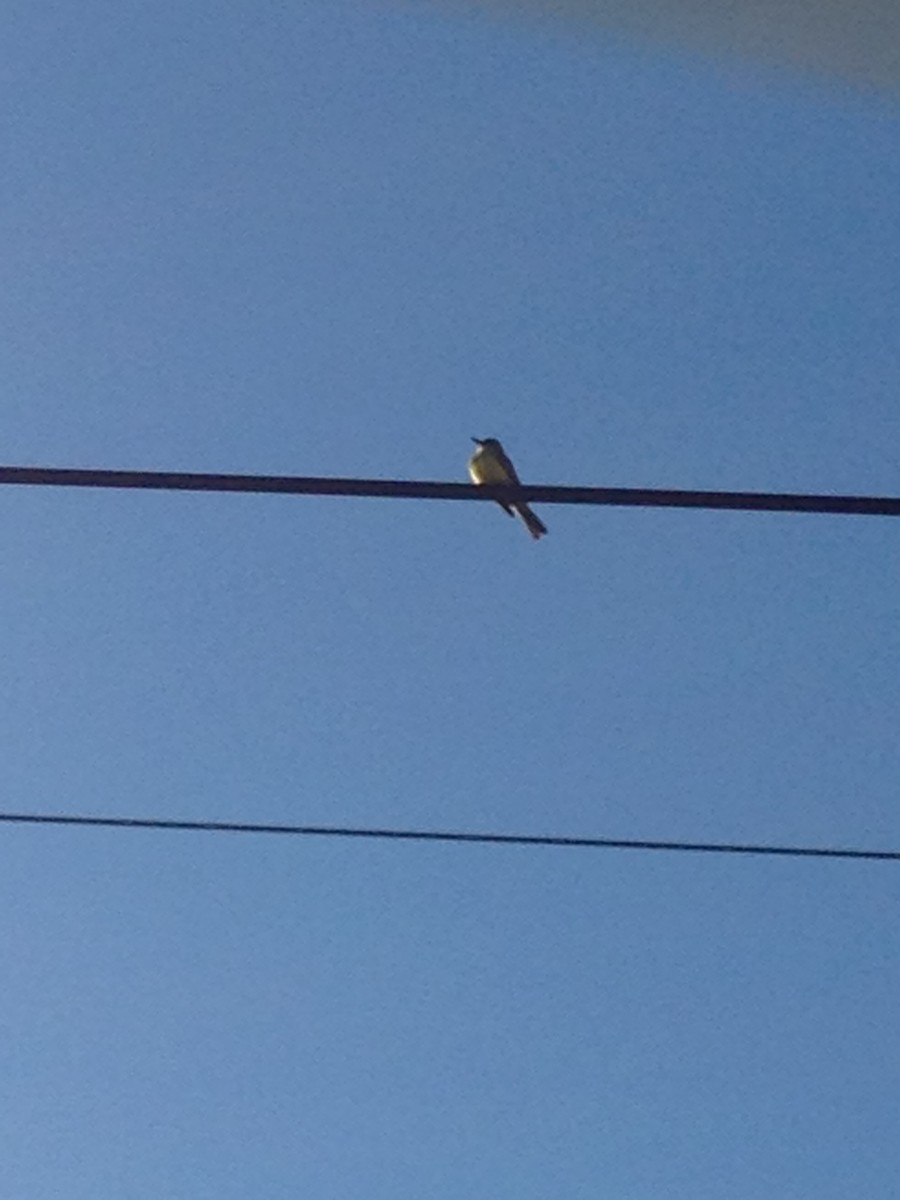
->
[1,465,898,517]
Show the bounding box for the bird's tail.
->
[514,503,548,540]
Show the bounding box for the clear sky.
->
[2,2,899,1196]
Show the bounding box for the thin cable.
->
[1,465,898,517]
[0,811,896,861]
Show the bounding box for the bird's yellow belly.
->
[469,454,511,485]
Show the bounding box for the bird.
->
[468,437,548,540]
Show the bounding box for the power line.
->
[0,811,896,861]
[1,464,898,518]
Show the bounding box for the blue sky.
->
[2,2,899,1196]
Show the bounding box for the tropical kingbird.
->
[468,437,548,540]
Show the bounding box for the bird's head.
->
[471,437,501,450]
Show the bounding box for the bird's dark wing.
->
[496,448,522,485]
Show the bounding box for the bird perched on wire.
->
[468,437,548,540]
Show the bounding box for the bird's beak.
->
[471,437,482,444]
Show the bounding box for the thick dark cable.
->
[0,465,898,517]
[0,811,896,861]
